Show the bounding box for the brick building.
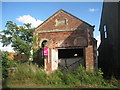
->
[34,9,97,72]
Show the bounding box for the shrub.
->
[72,65,110,87]
[46,73,63,85]
[1,51,18,78]
[48,69,64,85]
[62,72,79,85]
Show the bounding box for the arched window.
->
[41,40,48,47]
[103,25,107,38]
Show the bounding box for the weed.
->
[5,64,117,88]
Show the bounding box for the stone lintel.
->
[35,27,89,33]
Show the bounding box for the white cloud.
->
[16,15,43,28]
[95,35,101,48]
[0,44,14,52]
[89,8,98,12]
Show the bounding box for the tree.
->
[0,21,34,60]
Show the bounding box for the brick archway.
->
[39,39,49,48]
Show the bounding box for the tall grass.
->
[6,64,115,88]
[7,64,47,84]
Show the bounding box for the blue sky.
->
[1,2,103,52]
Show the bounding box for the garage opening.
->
[58,48,85,72]
[58,48,84,59]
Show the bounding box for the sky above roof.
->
[1,2,103,52]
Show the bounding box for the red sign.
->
[44,47,49,55]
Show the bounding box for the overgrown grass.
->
[4,64,118,88]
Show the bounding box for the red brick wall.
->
[36,11,90,31]
[85,45,94,71]
[35,10,94,49]
[45,48,52,72]
[38,30,88,48]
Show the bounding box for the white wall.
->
[51,49,58,71]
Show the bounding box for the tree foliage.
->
[0,21,34,57]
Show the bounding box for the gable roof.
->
[35,9,93,31]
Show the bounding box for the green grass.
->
[3,63,120,89]
[4,83,118,89]
[6,84,73,88]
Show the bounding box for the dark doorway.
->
[40,40,48,67]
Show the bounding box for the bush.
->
[73,65,108,86]
[1,51,18,78]
[46,72,63,85]
[62,72,79,85]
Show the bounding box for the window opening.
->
[103,25,107,38]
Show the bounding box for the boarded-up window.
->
[56,19,67,26]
